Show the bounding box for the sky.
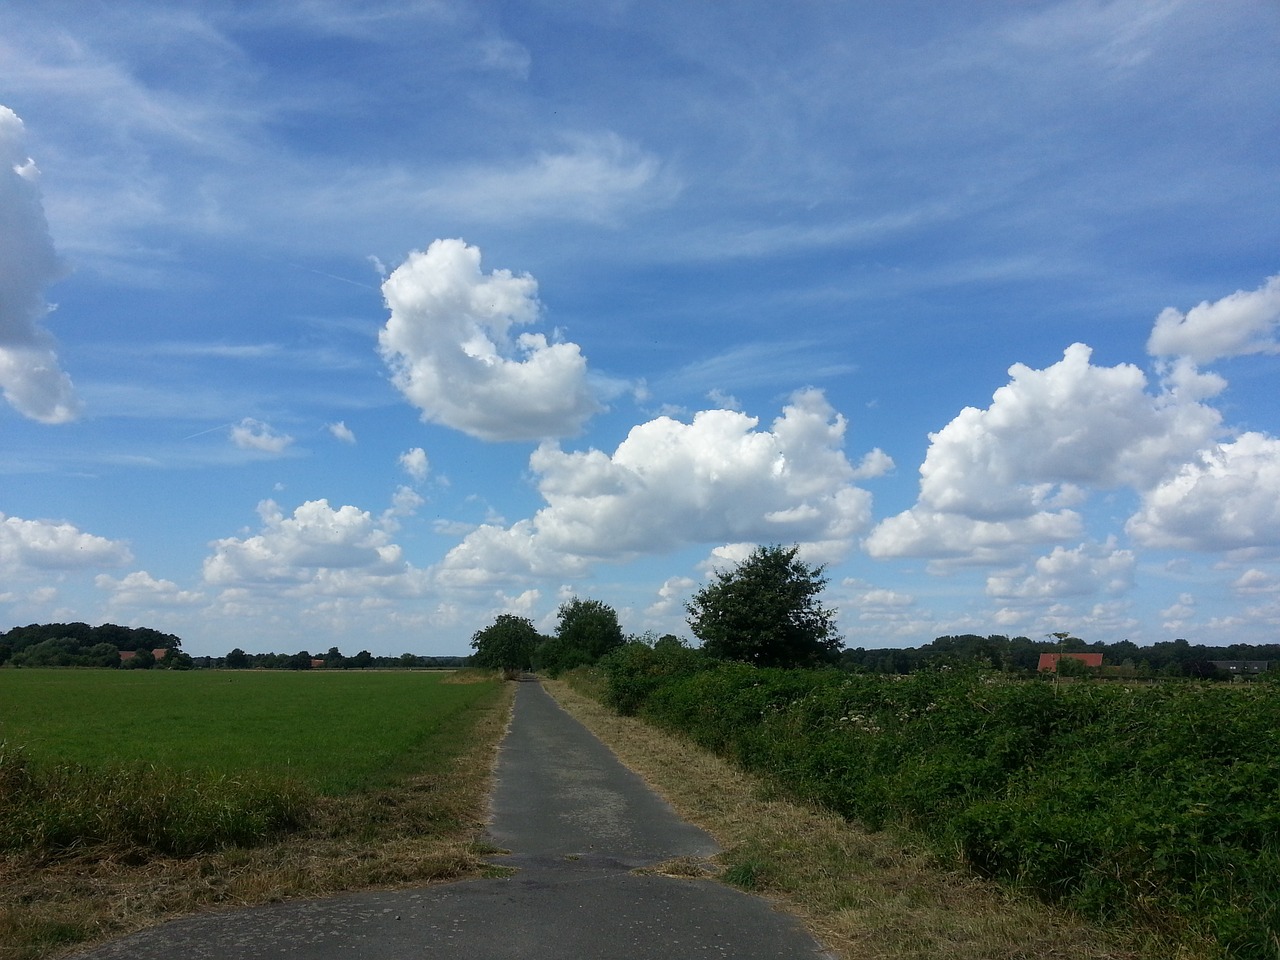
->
[2,0,1279,658]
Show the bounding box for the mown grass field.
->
[0,668,512,959]
[0,668,498,793]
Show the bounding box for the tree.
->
[226,647,251,669]
[470,614,539,673]
[538,597,625,674]
[122,646,155,670]
[349,650,374,670]
[686,544,842,668]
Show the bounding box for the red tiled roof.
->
[1038,652,1104,672]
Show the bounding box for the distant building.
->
[310,658,326,669]
[1037,653,1104,672]
[118,648,170,662]
[1210,660,1272,675]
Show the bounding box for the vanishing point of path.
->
[71,680,831,959]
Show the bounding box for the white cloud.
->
[417,133,673,225]
[1233,569,1280,596]
[866,342,1222,560]
[852,448,894,480]
[230,417,294,453]
[1161,592,1196,633]
[867,508,1083,563]
[1147,274,1280,364]
[399,446,430,481]
[96,570,204,606]
[473,36,532,78]
[327,420,356,443]
[379,239,601,441]
[0,105,80,423]
[203,499,408,587]
[706,388,741,411]
[1126,432,1280,553]
[386,485,425,520]
[438,389,876,582]
[1,512,131,573]
[645,575,697,618]
[986,540,1135,600]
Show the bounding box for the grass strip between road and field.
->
[545,675,1211,960]
[0,673,514,960]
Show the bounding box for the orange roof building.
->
[1037,652,1104,672]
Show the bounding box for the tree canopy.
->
[686,544,842,668]
[470,614,540,672]
[538,597,625,674]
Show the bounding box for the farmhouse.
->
[1037,652,1104,673]
[117,648,171,663]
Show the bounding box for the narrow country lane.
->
[70,680,831,959]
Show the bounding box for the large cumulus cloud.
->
[437,389,884,583]
[866,342,1224,560]
[1,512,131,573]
[203,499,407,586]
[1127,432,1280,553]
[378,239,601,441]
[868,272,1280,604]
[0,105,79,423]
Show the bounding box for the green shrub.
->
[598,640,710,715]
[602,665,1280,958]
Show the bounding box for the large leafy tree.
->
[686,544,842,668]
[538,597,625,674]
[470,614,540,672]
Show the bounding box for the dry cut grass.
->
[544,679,1212,960]
[0,680,515,960]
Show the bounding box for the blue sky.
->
[2,0,1278,658]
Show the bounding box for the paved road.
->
[71,681,830,959]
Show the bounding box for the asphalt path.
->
[70,680,830,959]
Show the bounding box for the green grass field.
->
[1,668,511,958]
[0,668,496,794]
[0,668,504,858]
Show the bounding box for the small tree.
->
[471,614,539,674]
[686,544,842,668]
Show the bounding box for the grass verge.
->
[0,678,514,960]
[545,676,1211,960]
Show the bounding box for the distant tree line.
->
[841,634,1280,678]
[7,546,1275,679]
[0,624,468,672]
[203,647,470,670]
[0,622,190,669]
